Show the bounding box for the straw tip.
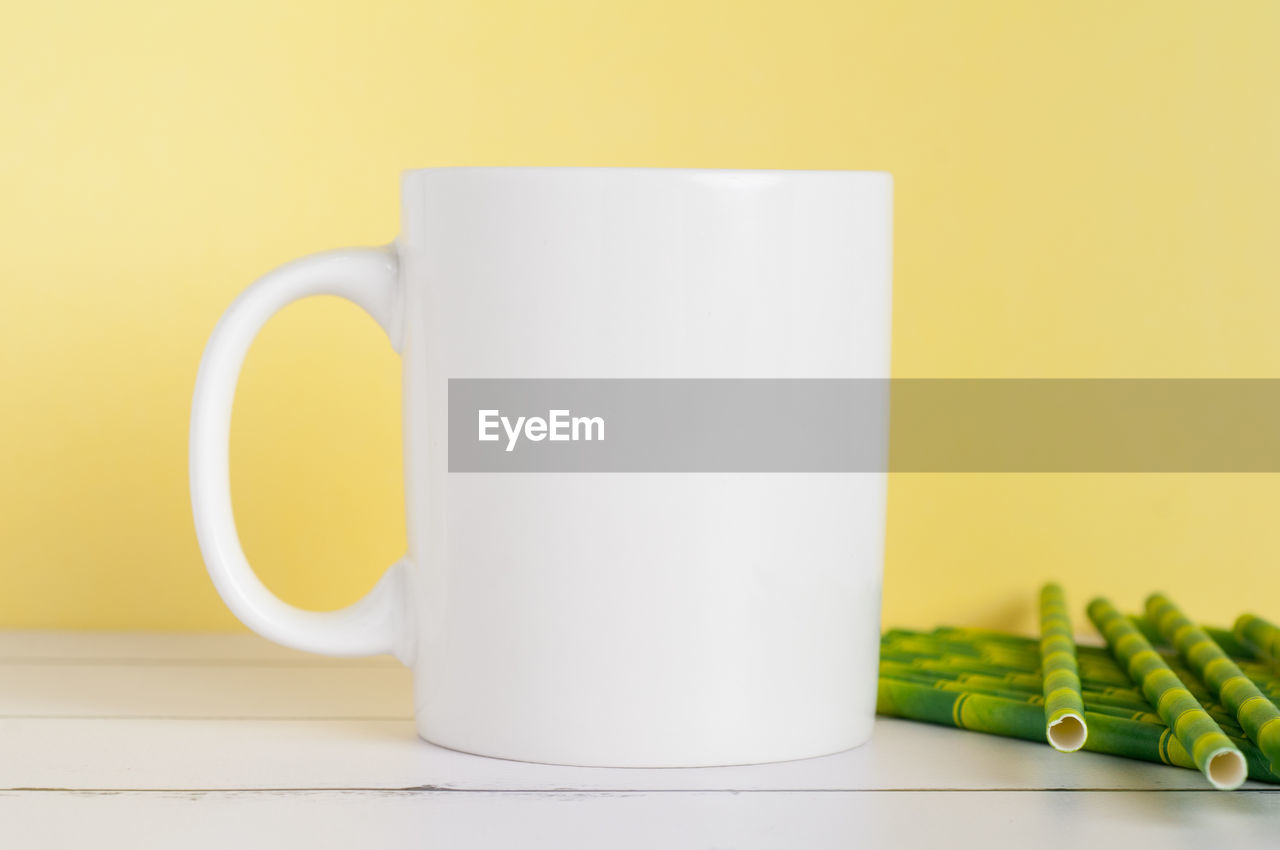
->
[1046,713,1088,753]
[1205,749,1247,791]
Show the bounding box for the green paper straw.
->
[883,634,1134,687]
[1087,597,1246,790]
[880,629,1246,731]
[1039,583,1087,751]
[1128,616,1256,660]
[883,639,1189,700]
[928,624,1260,667]
[1148,594,1280,773]
[1129,614,1165,646]
[878,665,1164,724]
[1203,626,1253,660]
[875,677,1279,784]
[898,628,1280,703]
[1236,614,1280,668]
[878,657,1244,732]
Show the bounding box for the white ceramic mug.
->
[190,167,892,767]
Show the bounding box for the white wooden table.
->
[1,632,1276,848]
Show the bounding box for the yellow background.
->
[3,1,1279,634]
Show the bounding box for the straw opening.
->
[1206,750,1247,791]
[1047,713,1087,752]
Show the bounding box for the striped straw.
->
[880,645,1245,731]
[876,677,1279,784]
[1236,614,1280,668]
[878,663,1164,724]
[1128,616,1256,660]
[1148,594,1280,773]
[1039,583,1087,751]
[1087,596,1246,790]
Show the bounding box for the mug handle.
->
[190,247,410,661]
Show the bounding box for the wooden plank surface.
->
[0,716,1249,792]
[3,631,1278,848]
[0,662,411,718]
[3,789,1279,850]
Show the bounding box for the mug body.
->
[398,168,892,766]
